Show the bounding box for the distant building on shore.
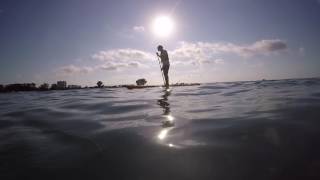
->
[4,83,37,92]
[50,84,58,90]
[68,85,81,89]
[57,81,67,89]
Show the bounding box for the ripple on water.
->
[1,78,320,179]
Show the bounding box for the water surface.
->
[1,78,320,180]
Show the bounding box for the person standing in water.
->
[157,45,170,88]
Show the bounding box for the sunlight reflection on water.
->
[1,79,320,179]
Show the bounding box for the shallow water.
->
[1,78,320,180]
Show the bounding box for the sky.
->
[0,0,320,86]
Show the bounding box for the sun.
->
[152,15,175,38]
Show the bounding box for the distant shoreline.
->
[1,77,319,93]
[0,83,201,93]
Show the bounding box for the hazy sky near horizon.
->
[0,0,320,86]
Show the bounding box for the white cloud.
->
[92,48,153,62]
[57,48,153,75]
[100,63,124,71]
[196,58,224,65]
[169,39,287,66]
[58,65,93,75]
[214,59,225,64]
[128,61,141,67]
[201,60,211,64]
[98,61,143,71]
[57,39,287,75]
[133,26,145,33]
[91,49,153,70]
[247,39,287,56]
[171,39,287,60]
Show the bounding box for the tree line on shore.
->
[0,81,105,93]
[0,79,200,93]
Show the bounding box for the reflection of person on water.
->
[158,91,170,115]
[157,90,174,127]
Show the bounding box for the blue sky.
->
[0,0,320,86]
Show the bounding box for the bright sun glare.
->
[152,16,174,38]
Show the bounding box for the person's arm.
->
[156,52,164,70]
[157,52,165,62]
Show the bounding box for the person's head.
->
[157,45,163,51]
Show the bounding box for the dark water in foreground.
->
[1,78,320,180]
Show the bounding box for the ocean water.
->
[1,78,320,180]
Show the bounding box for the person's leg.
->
[163,65,169,87]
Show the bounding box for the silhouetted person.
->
[157,45,170,88]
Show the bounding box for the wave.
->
[1,78,320,179]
